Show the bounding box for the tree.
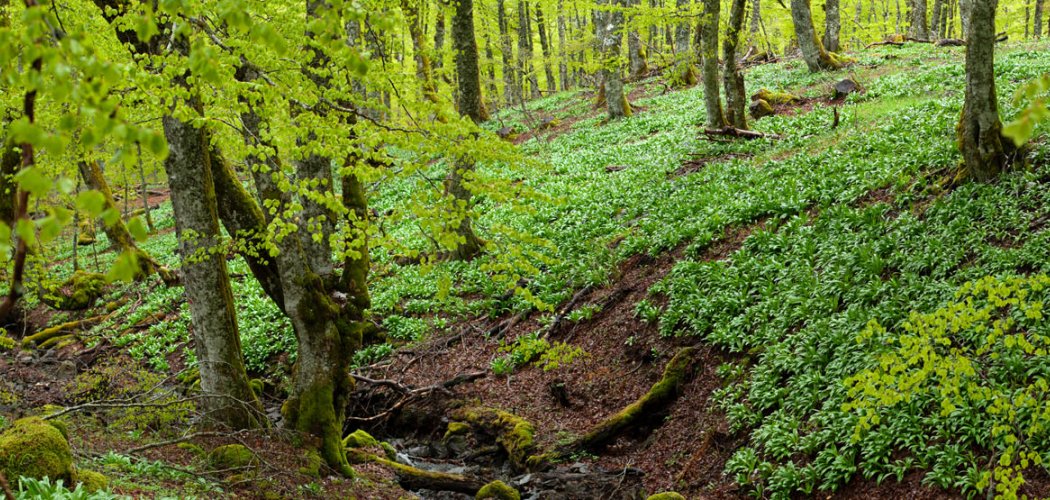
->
[627,0,650,80]
[498,0,519,105]
[445,0,487,260]
[791,0,846,71]
[597,0,632,118]
[724,0,748,129]
[700,0,725,127]
[673,0,698,86]
[957,0,1011,180]
[824,0,841,52]
[909,0,930,39]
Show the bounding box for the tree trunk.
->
[959,0,972,38]
[402,0,439,103]
[598,0,632,118]
[536,4,558,92]
[519,0,539,99]
[627,0,649,80]
[674,0,698,86]
[724,0,748,129]
[824,0,841,51]
[435,7,446,71]
[0,135,19,227]
[498,0,518,105]
[958,0,1008,181]
[700,0,725,127]
[445,0,486,261]
[909,0,930,39]
[931,0,944,39]
[1036,0,1044,36]
[791,0,843,71]
[750,0,762,39]
[557,0,571,90]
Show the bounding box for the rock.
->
[407,445,431,458]
[39,271,107,311]
[497,127,517,141]
[298,450,323,478]
[749,99,775,120]
[207,444,256,469]
[380,441,398,461]
[0,417,76,483]
[751,88,800,105]
[343,429,379,449]
[537,117,561,130]
[477,480,521,500]
[77,470,108,493]
[833,77,864,99]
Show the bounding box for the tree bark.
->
[700,0,725,127]
[627,0,649,80]
[931,0,944,39]
[909,0,930,39]
[519,0,538,99]
[0,135,18,227]
[557,0,571,90]
[536,3,558,91]
[724,0,748,129]
[959,0,973,38]
[957,0,1008,181]
[498,0,519,105]
[674,0,698,85]
[598,0,632,118]
[445,0,486,261]
[791,0,843,71]
[824,0,841,52]
[1035,0,1044,36]
[402,0,440,103]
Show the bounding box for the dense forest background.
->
[2,0,1050,498]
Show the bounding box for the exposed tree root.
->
[21,298,128,348]
[450,406,537,471]
[552,346,698,456]
[347,449,485,495]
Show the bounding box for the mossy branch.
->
[347,449,486,495]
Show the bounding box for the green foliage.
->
[0,417,74,485]
[845,275,1050,499]
[15,477,121,500]
[490,332,586,375]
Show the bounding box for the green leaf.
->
[14,167,50,197]
[128,216,149,242]
[107,250,140,283]
[76,191,107,217]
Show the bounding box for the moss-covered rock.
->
[342,429,379,449]
[444,421,470,439]
[299,450,323,478]
[379,441,398,461]
[0,417,76,483]
[176,442,205,457]
[749,99,775,120]
[77,470,108,493]
[751,88,800,105]
[476,480,521,500]
[647,493,686,500]
[0,334,14,351]
[39,271,107,311]
[207,444,256,469]
[451,407,536,470]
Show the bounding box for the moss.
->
[452,407,536,470]
[40,271,107,311]
[343,429,379,449]
[749,99,775,120]
[208,444,256,469]
[646,493,686,500]
[0,334,13,351]
[379,441,398,460]
[299,450,323,477]
[476,480,520,500]
[444,421,470,439]
[249,378,264,397]
[46,419,69,441]
[77,469,108,493]
[0,417,75,483]
[751,88,800,105]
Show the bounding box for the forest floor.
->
[6,40,1050,499]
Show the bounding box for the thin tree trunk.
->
[536,3,558,91]
[1035,0,1043,36]
[674,0,698,85]
[700,0,725,126]
[750,0,762,40]
[958,0,1008,181]
[824,0,841,51]
[498,0,518,105]
[724,0,748,129]
[558,0,571,90]
[627,0,650,80]
[931,0,944,38]
[402,0,440,103]
[435,7,446,71]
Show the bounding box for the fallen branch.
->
[865,40,904,48]
[348,371,487,425]
[540,284,594,340]
[702,127,781,141]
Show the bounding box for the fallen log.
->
[555,346,698,455]
[347,450,485,495]
[450,407,537,471]
[865,40,904,48]
[702,127,781,140]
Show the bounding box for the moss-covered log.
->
[39,271,106,311]
[21,314,108,348]
[559,347,698,454]
[451,406,537,471]
[347,449,485,495]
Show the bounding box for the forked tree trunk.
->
[824,0,841,52]
[958,0,1008,181]
[598,0,632,118]
[791,0,844,71]
[724,0,748,129]
[446,0,487,261]
[700,0,725,127]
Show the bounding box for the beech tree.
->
[958,0,1011,180]
[700,0,725,127]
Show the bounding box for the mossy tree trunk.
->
[960,0,974,38]
[557,0,571,90]
[723,0,748,129]
[700,0,726,127]
[750,0,762,42]
[444,0,487,261]
[627,0,650,80]
[519,0,539,99]
[163,113,263,430]
[791,0,844,71]
[824,0,841,51]
[958,0,1009,181]
[0,134,18,227]
[909,0,930,38]
[401,0,440,104]
[932,0,944,38]
[536,3,558,92]
[598,0,632,119]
